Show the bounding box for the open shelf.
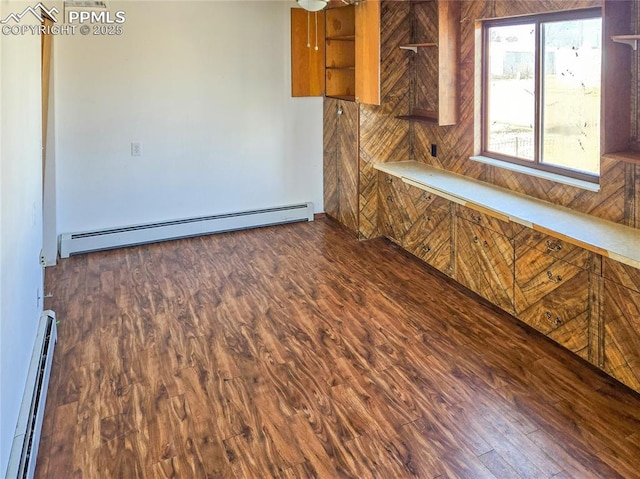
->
[326,95,356,102]
[603,150,640,166]
[396,109,438,124]
[399,42,437,53]
[611,34,640,50]
[326,35,355,41]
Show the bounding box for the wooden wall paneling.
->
[291,8,325,97]
[338,101,360,232]
[513,245,591,362]
[358,0,412,240]
[324,98,339,219]
[603,279,640,392]
[455,216,515,314]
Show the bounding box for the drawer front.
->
[455,218,515,313]
[404,183,451,214]
[603,257,640,294]
[378,173,406,244]
[405,207,452,275]
[456,204,523,239]
[516,266,591,361]
[515,228,594,272]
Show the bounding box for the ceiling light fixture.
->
[296,0,328,12]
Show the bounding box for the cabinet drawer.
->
[515,228,594,272]
[404,183,451,213]
[378,173,406,244]
[456,204,523,239]
[405,206,452,274]
[455,217,515,313]
[515,260,591,361]
[603,257,640,294]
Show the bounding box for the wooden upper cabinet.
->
[325,1,380,105]
[355,0,380,105]
[291,8,325,97]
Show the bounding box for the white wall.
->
[0,1,44,475]
[54,1,324,235]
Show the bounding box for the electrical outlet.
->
[131,142,141,157]
[431,144,438,158]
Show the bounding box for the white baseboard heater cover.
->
[59,202,314,258]
[6,310,57,479]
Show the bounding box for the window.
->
[482,9,602,182]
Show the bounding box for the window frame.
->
[480,7,602,184]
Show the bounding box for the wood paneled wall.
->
[356,0,640,239]
[358,1,411,239]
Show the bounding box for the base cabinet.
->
[514,235,593,362]
[602,259,640,392]
[378,173,406,244]
[455,217,515,314]
[324,98,359,232]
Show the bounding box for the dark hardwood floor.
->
[35,218,640,478]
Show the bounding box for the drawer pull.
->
[473,236,479,243]
[387,195,393,202]
[471,213,482,223]
[422,193,432,200]
[546,240,563,253]
[422,245,431,253]
[386,176,393,184]
[426,216,432,223]
[545,311,563,326]
[547,271,562,283]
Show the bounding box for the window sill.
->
[469,155,600,193]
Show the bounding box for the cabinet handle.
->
[546,240,562,253]
[471,213,482,223]
[386,176,393,184]
[426,216,432,223]
[545,311,563,326]
[337,106,343,116]
[473,236,479,243]
[422,245,431,253]
[422,193,432,200]
[546,271,562,283]
[387,195,393,202]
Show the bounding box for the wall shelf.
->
[611,34,640,50]
[399,42,437,53]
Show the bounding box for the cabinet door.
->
[455,217,515,313]
[603,279,640,393]
[337,100,359,232]
[323,98,339,219]
[291,8,325,97]
[514,248,591,362]
[355,0,380,105]
[378,173,405,244]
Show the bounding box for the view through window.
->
[483,9,602,181]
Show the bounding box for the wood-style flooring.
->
[36,218,640,478]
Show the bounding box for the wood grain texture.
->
[291,8,325,97]
[358,0,412,239]
[36,219,640,478]
[455,216,515,313]
[603,279,640,391]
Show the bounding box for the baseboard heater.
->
[59,202,314,258]
[6,310,57,479]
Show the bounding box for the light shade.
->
[297,0,328,12]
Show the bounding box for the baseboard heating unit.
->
[7,310,57,479]
[59,202,314,258]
